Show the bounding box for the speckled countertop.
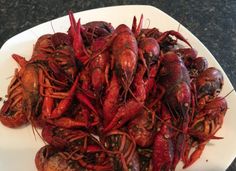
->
[0,0,236,170]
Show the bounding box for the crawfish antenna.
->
[177,23,181,33]
[50,21,56,33]
[224,89,235,99]
[29,118,44,143]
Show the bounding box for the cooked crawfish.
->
[175,48,208,77]
[112,24,138,99]
[101,130,140,171]
[128,108,156,147]
[0,12,230,171]
[183,96,228,168]
[9,54,43,127]
[157,51,192,169]
[32,32,78,82]
[41,126,113,170]
[103,64,146,132]
[138,37,160,69]
[195,67,224,108]
[158,51,191,118]
[152,104,175,171]
[0,69,28,128]
[82,20,114,46]
[89,40,110,94]
[139,27,191,51]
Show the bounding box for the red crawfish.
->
[81,20,114,46]
[50,32,78,81]
[101,130,140,171]
[32,34,53,59]
[139,27,192,51]
[42,125,89,148]
[175,48,208,77]
[80,24,113,96]
[45,104,99,129]
[125,61,159,147]
[41,126,113,170]
[158,51,191,118]
[157,30,192,48]
[82,22,114,95]
[194,67,224,109]
[31,32,77,82]
[35,144,111,171]
[103,64,146,132]
[183,96,228,168]
[152,104,174,171]
[41,75,79,120]
[111,23,139,100]
[89,38,110,94]
[12,53,76,127]
[12,54,79,124]
[9,54,44,127]
[0,69,28,128]
[133,15,160,69]
[132,15,162,74]
[138,37,160,69]
[35,145,67,171]
[157,51,191,169]
[128,108,156,147]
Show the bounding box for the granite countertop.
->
[0,0,236,170]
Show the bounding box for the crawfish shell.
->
[196,67,224,99]
[128,110,156,147]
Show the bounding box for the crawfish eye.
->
[184,103,189,107]
[159,67,168,76]
[215,89,221,96]
[164,134,170,139]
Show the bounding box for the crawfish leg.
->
[76,92,98,115]
[48,105,90,128]
[157,30,192,48]
[138,49,148,71]
[49,76,79,119]
[41,78,54,119]
[104,100,143,132]
[48,117,87,128]
[102,73,120,126]
[104,64,110,85]
[183,142,207,169]
[103,65,146,132]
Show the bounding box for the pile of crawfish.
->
[0,12,228,171]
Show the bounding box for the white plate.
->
[0,5,236,171]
